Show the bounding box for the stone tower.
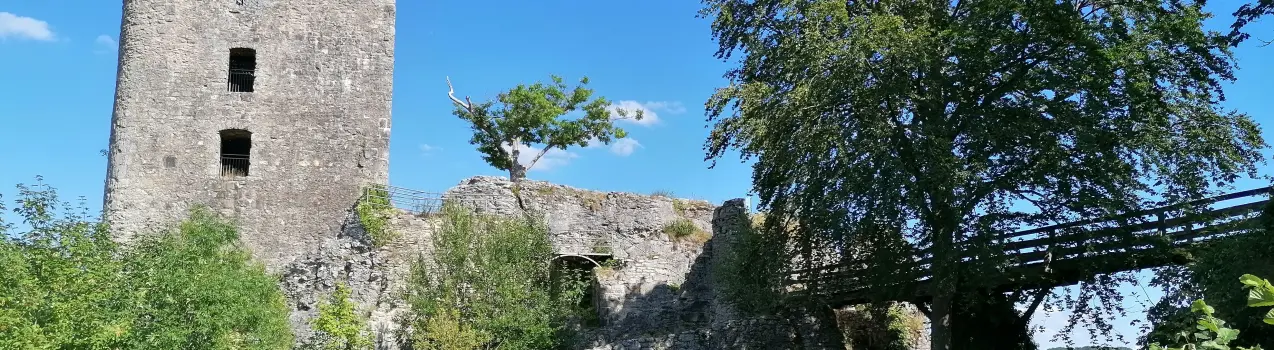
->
[103,0,395,270]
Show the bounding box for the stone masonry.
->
[103,0,395,270]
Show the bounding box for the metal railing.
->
[359,185,507,215]
[228,68,255,92]
[220,154,250,177]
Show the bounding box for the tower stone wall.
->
[103,0,395,270]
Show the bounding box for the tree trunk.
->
[509,163,527,182]
[508,146,527,182]
[930,289,953,350]
[929,226,957,350]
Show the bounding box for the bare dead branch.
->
[446,76,471,111]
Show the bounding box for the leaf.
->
[1240,274,1264,288]
[1263,308,1274,325]
[1247,282,1274,307]
[1193,299,1217,316]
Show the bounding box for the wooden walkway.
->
[783,187,1272,306]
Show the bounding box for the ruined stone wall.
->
[104,0,395,271]
[279,176,725,348]
[442,176,720,342]
[582,198,849,350]
[254,176,912,349]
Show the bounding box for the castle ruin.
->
[100,1,918,348]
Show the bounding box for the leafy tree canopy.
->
[446,75,642,182]
[698,0,1266,348]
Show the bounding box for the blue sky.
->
[1,1,1273,348]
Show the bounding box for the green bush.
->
[663,218,709,243]
[0,179,293,349]
[309,283,373,350]
[120,207,294,349]
[1151,274,1274,350]
[357,184,398,247]
[404,203,590,350]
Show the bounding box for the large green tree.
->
[446,75,642,182]
[698,0,1266,349]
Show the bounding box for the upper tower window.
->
[228,48,256,92]
[220,129,251,177]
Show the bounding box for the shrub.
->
[663,218,709,243]
[119,207,294,349]
[0,179,293,350]
[357,184,399,247]
[309,283,373,350]
[404,203,590,350]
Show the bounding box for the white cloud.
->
[609,138,641,156]
[502,144,578,171]
[642,101,687,114]
[608,100,687,127]
[0,12,54,41]
[419,144,440,156]
[584,137,603,149]
[94,34,116,50]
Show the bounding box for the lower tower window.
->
[220,129,251,177]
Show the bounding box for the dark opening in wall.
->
[220,129,251,177]
[228,48,256,92]
[551,254,614,327]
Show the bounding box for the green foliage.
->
[1150,274,1274,350]
[1149,205,1274,347]
[0,180,131,349]
[672,199,687,215]
[699,0,1267,345]
[0,178,293,349]
[1150,300,1257,350]
[310,283,373,350]
[651,190,675,198]
[404,203,590,350]
[121,207,294,349]
[1240,274,1274,325]
[447,75,641,182]
[662,218,710,244]
[662,218,699,239]
[415,308,490,350]
[838,303,925,350]
[712,214,789,315]
[357,184,398,247]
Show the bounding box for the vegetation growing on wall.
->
[663,218,709,243]
[0,179,293,349]
[712,212,789,316]
[356,184,398,247]
[403,203,591,350]
[445,75,641,183]
[308,283,373,350]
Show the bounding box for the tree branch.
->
[446,76,473,113]
[1022,288,1051,320]
[524,143,557,174]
